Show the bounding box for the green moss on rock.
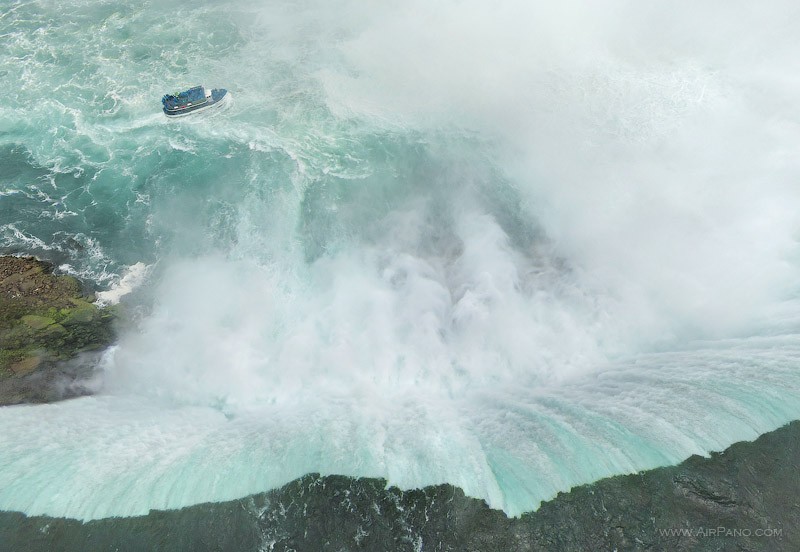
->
[0,256,115,378]
[61,300,96,325]
[21,315,56,330]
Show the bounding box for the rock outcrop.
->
[0,256,115,405]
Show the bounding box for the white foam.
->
[0,333,798,520]
[2,0,800,524]
[96,262,151,305]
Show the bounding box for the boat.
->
[161,85,229,117]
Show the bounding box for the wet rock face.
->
[1,421,798,552]
[0,256,114,404]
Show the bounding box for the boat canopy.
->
[162,86,206,108]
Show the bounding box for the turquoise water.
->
[2,0,800,520]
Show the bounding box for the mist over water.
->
[1,0,800,520]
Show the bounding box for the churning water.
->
[1,0,800,520]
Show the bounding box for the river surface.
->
[1,0,799,522]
